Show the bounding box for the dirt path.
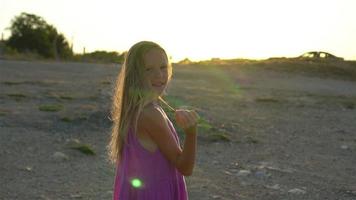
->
[1,60,356,200]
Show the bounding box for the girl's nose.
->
[153,69,163,78]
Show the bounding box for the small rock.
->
[341,145,349,150]
[255,170,270,178]
[236,170,251,176]
[288,188,306,195]
[20,166,33,172]
[229,169,238,173]
[266,166,294,173]
[345,190,356,196]
[257,161,269,169]
[66,138,82,147]
[266,184,280,190]
[223,170,232,175]
[211,195,221,199]
[70,194,82,198]
[53,152,69,161]
[25,166,33,172]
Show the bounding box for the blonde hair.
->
[107,41,173,164]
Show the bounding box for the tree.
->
[80,50,125,63]
[6,12,72,59]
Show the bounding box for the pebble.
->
[65,138,82,148]
[288,188,306,195]
[223,170,232,175]
[341,145,349,150]
[70,194,82,198]
[255,170,270,178]
[25,166,33,172]
[266,184,280,190]
[236,170,251,176]
[53,152,69,161]
[211,195,221,199]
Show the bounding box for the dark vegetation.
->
[0,12,125,63]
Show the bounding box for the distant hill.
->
[176,56,356,81]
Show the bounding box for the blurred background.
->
[1,0,356,62]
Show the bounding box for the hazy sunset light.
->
[1,0,355,61]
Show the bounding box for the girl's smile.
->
[143,48,169,96]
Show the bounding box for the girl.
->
[108,41,199,200]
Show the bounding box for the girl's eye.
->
[145,68,151,71]
[160,66,167,69]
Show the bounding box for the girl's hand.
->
[175,109,200,134]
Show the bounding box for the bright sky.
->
[1,0,356,61]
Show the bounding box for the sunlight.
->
[1,0,356,61]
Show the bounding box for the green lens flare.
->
[131,178,142,188]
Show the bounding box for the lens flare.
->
[131,178,142,188]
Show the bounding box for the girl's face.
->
[143,48,169,98]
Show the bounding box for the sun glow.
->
[1,0,356,61]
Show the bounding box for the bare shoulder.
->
[138,103,168,129]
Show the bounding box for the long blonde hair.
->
[107,41,173,164]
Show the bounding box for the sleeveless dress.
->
[113,117,188,200]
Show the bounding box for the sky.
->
[1,0,356,62]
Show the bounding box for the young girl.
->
[108,41,199,200]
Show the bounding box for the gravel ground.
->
[1,59,356,200]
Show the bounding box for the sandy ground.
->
[1,59,356,200]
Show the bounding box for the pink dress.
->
[113,117,188,200]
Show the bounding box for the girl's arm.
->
[138,105,197,176]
